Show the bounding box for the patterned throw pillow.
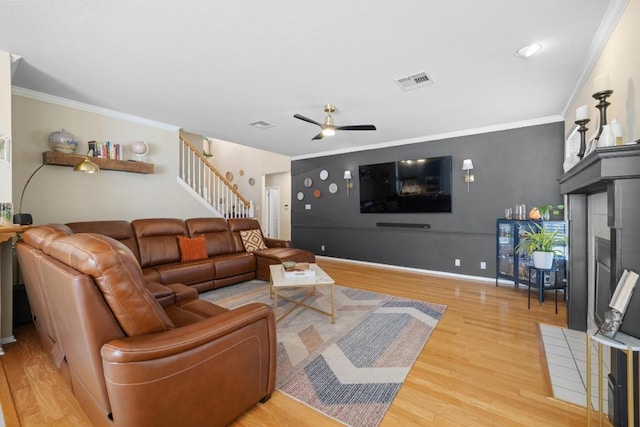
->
[177,234,208,262]
[240,229,267,252]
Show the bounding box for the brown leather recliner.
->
[18,228,276,427]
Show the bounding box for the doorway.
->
[264,186,280,238]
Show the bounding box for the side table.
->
[0,225,32,355]
[527,265,564,312]
[587,330,640,426]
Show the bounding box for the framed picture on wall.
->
[0,135,10,163]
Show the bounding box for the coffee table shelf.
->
[269,263,335,323]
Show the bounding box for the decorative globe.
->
[132,141,149,160]
[48,129,78,154]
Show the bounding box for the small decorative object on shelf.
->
[48,129,78,154]
[575,118,590,158]
[593,89,613,141]
[131,141,150,161]
[0,203,12,226]
[537,204,564,220]
[529,207,541,220]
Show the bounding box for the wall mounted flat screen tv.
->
[359,156,452,213]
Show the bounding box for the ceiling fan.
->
[293,104,376,140]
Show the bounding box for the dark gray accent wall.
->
[291,122,565,278]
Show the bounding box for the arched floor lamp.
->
[14,156,100,225]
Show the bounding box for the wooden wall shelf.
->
[43,151,154,174]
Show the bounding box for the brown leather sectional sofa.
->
[64,217,315,292]
[16,224,278,427]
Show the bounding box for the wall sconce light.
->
[344,170,353,197]
[462,159,474,194]
[13,156,100,225]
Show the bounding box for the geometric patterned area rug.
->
[201,280,446,427]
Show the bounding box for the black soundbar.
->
[376,222,431,229]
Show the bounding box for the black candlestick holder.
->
[575,119,590,158]
[593,89,613,140]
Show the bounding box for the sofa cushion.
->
[177,235,208,262]
[67,220,140,262]
[47,233,174,336]
[132,218,188,267]
[185,217,238,255]
[240,229,267,252]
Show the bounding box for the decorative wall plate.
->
[313,189,321,198]
[320,169,329,180]
[329,183,338,194]
[225,171,233,182]
[239,169,245,176]
[297,191,304,200]
[304,177,313,188]
[248,177,255,186]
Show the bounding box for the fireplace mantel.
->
[559,144,640,335]
[559,145,640,195]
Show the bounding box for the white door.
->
[265,186,280,238]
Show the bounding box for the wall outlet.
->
[480,261,487,269]
[454,259,460,267]
[321,245,325,251]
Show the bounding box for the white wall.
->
[565,1,639,143]
[0,52,11,204]
[11,94,213,223]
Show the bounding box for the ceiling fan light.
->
[322,127,335,137]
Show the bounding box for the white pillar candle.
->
[576,104,588,121]
[594,73,610,93]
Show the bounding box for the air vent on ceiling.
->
[249,120,275,129]
[395,71,433,91]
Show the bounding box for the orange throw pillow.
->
[240,229,267,252]
[177,234,208,262]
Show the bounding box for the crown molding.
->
[292,115,564,160]
[11,86,181,132]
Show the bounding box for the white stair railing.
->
[178,136,253,218]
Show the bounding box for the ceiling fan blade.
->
[336,124,377,131]
[312,131,324,140]
[294,114,323,127]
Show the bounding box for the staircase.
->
[177,136,253,218]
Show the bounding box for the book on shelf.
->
[283,262,315,278]
[598,269,639,338]
[609,269,639,315]
[89,141,123,160]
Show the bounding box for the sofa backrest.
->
[16,225,70,359]
[227,218,263,253]
[66,220,140,263]
[185,217,239,256]
[131,218,188,268]
[46,233,175,336]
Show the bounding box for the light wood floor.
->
[0,259,601,426]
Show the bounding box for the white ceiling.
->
[1,0,625,158]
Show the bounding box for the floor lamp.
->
[13,156,100,225]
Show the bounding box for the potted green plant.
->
[516,222,567,269]
[537,204,564,220]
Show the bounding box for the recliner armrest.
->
[264,237,291,248]
[101,303,274,362]
[100,302,276,427]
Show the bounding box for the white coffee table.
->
[269,263,335,323]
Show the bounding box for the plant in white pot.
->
[516,222,567,269]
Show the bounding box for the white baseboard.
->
[315,255,509,285]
